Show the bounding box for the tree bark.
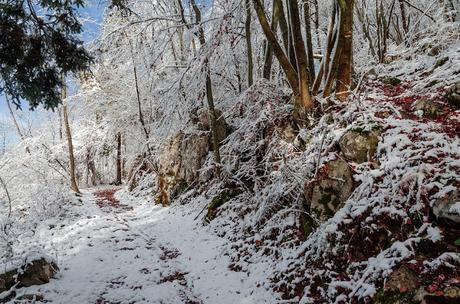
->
[62,78,80,194]
[303,0,316,83]
[322,0,354,101]
[115,132,122,185]
[262,0,281,79]
[252,0,299,95]
[335,0,354,100]
[6,96,24,140]
[245,0,254,86]
[288,0,314,114]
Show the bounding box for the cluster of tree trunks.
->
[252,0,356,122]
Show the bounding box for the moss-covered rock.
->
[339,128,380,163]
[206,188,241,221]
[305,159,354,222]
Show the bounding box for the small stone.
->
[339,129,380,163]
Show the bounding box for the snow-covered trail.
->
[17,188,275,304]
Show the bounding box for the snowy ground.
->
[7,188,275,304]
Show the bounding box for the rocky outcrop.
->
[446,82,460,108]
[339,128,380,163]
[156,131,209,206]
[305,159,354,222]
[0,258,58,293]
[432,191,460,225]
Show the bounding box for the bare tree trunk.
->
[263,0,281,79]
[314,0,354,101]
[191,0,221,163]
[128,40,151,151]
[6,96,24,140]
[335,0,355,100]
[253,0,299,95]
[115,132,122,185]
[303,0,316,83]
[277,0,290,51]
[62,79,80,194]
[313,0,321,50]
[288,0,314,116]
[245,0,254,86]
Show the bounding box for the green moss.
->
[454,238,460,247]
[434,56,449,68]
[374,289,417,304]
[174,182,189,197]
[206,189,241,221]
[299,213,317,238]
[380,76,402,86]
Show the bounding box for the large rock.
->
[446,82,460,108]
[413,98,444,119]
[339,129,380,163]
[305,159,354,222]
[156,131,209,206]
[0,258,58,293]
[196,108,229,144]
[432,191,460,225]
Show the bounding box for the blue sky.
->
[0,1,107,144]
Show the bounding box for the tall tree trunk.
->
[288,0,314,116]
[303,0,316,83]
[263,0,281,79]
[253,0,299,95]
[191,0,221,163]
[321,0,354,101]
[335,0,354,100]
[128,39,151,154]
[245,0,254,86]
[6,96,24,140]
[62,79,80,194]
[115,132,122,185]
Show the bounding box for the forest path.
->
[19,187,273,304]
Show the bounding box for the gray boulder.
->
[339,129,380,164]
[305,159,354,222]
[0,258,58,293]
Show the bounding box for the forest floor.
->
[15,187,275,304]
